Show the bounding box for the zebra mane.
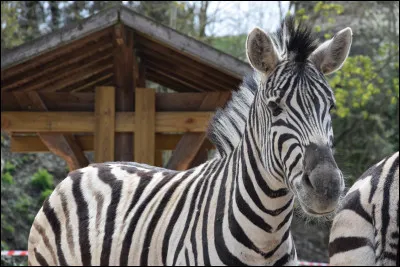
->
[207,15,319,157]
[273,15,319,63]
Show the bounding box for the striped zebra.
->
[28,16,353,266]
[329,151,399,266]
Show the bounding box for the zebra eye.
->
[268,101,283,116]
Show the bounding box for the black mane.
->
[274,15,319,63]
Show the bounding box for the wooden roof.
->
[1,4,251,112]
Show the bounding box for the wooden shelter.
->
[1,4,251,171]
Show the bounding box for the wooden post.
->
[134,88,155,165]
[114,24,135,161]
[94,86,115,163]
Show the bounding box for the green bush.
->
[1,172,13,184]
[31,168,54,191]
[3,161,15,173]
[40,189,54,202]
[15,197,30,214]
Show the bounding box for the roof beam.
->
[2,41,113,91]
[10,134,214,153]
[11,53,114,93]
[1,111,214,133]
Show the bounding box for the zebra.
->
[28,16,352,266]
[329,151,399,266]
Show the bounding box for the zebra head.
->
[245,17,352,216]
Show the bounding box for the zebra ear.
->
[309,27,352,75]
[246,27,280,74]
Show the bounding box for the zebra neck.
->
[212,137,295,263]
[231,132,294,230]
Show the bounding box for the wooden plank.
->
[146,70,197,93]
[145,61,208,92]
[3,91,226,112]
[119,7,251,79]
[1,9,117,72]
[140,52,230,92]
[135,35,242,89]
[39,133,89,170]
[12,52,113,93]
[2,41,113,91]
[70,73,114,93]
[166,91,230,170]
[134,88,155,164]
[32,92,95,112]
[12,91,89,170]
[114,24,135,161]
[94,86,115,163]
[1,111,214,132]
[156,92,231,111]
[10,134,215,153]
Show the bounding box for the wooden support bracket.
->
[166,91,230,170]
[12,91,89,170]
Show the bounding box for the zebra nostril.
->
[303,173,314,189]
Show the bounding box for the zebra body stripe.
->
[329,151,399,266]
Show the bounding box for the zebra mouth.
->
[299,202,335,216]
[295,194,335,216]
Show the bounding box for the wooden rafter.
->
[134,35,240,89]
[12,91,89,170]
[139,51,230,92]
[2,41,113,91]
[1,27,113,81]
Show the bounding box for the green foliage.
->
[329,55,382,118]
[3,161,15,173]
[1,172,14,185]
[1,2,24,48]
[40,189,54,202]
[15,197,31,214]
[31,168,54,191]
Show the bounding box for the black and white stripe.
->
[329,151,399,266]
[28,16,352,266]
